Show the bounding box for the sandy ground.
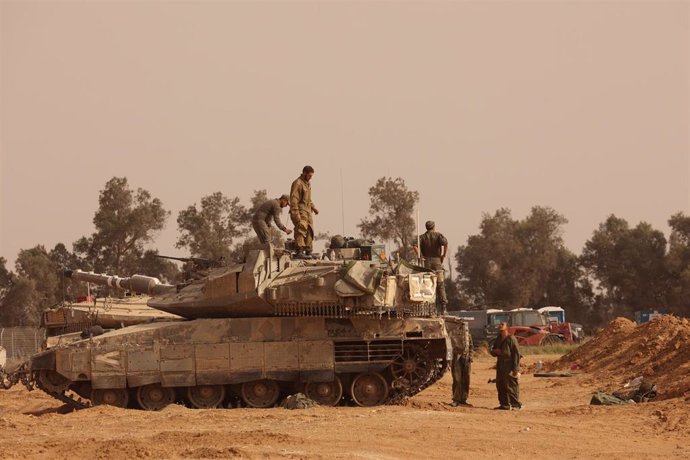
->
[1,354,688,460]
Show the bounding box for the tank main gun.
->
[64,269,176,296]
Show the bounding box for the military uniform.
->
[414,230,448,307]
[252,199,288,244]
[447,319,473,405]
[490,333,522,409]
[289,176,317,252]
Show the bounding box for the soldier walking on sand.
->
[446,318,473,407]
[251,194,292,244]
[290,165,319,257]
[490,321,522,410]
[412,221,449,313]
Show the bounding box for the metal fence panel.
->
[0,327,46,361]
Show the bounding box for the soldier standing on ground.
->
[412,221,449,313]
[290,165,319,256]
[447,318,473,407]
[490,321,522,410]
[252,194,292,244]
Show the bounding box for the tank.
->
[42,295,183,349]
[3,243,449,409]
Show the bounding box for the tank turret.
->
[64,245,438,320]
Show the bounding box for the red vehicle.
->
[509,326,564,346]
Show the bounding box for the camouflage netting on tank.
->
[551,316,690,400]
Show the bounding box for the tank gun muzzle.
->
[64,269,176,295]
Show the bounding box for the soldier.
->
[447,318,473,407]
[252,194,292,244]
[490,321,522,410]
[412,221,448,313]
[290,165,319,256]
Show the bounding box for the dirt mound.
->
[552,316,690,400]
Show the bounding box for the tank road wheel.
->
[37,370,71,394]
[91,388,129,408]
[390,344,433,388]
[350,372,389,407]
[241,380,280,408]
[136,383,175,411]
[187,385,226,409]
[305,376,343,407]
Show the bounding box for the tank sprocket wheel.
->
[390,344,433,388]
[187,385,226,409]
[305,376,343,406]
[91,388,129,408]
[36,370,71,394]
[241,380,280,408]
[350,372,389,407]
[136,383,175,411]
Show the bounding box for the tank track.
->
[36,386,91,411]
[387,359,447,405]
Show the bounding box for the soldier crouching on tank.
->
[490,321,522,410]
[412,220,449,314]
[448,320,473,407]
[290,165,319,257]
[252,194,292,244]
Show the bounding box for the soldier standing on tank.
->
[252,194,292,244]
[290,165,319,257]
[490,321,522,410]
[412,221,449,313]
[449,319,473,407]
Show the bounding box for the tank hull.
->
[30,316,449,408]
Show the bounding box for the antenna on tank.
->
[416,208,421,265]
[340,169,345,235]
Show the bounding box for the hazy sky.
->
[1,1,688,268]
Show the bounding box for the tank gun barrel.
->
[64,269,176,295]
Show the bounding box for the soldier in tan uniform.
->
[290,165,319,256]
[446,318,473,407]
[413,221,449,313]
[252,194,292,244]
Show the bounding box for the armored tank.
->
[5,242,449,409]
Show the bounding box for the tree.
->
[15,246,60,309]
[580,215,668,316]
[455,207,587,314]
[0,278,41,327]
[74,177,169,274]
[662,213,690,316]
[176,191,249,261]
[0,246,62,327]
[358,177,419,260]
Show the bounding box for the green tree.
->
[15,246,60,309]
[580,215,668,316]
[662,212,690,316]
[456,207,586,312]
[176,191,248,261]
[0,278,41,327]
[358,177,419,260]
[0,246,63,327]
[74,177,169,274]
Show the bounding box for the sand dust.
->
[1,352,689,459]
